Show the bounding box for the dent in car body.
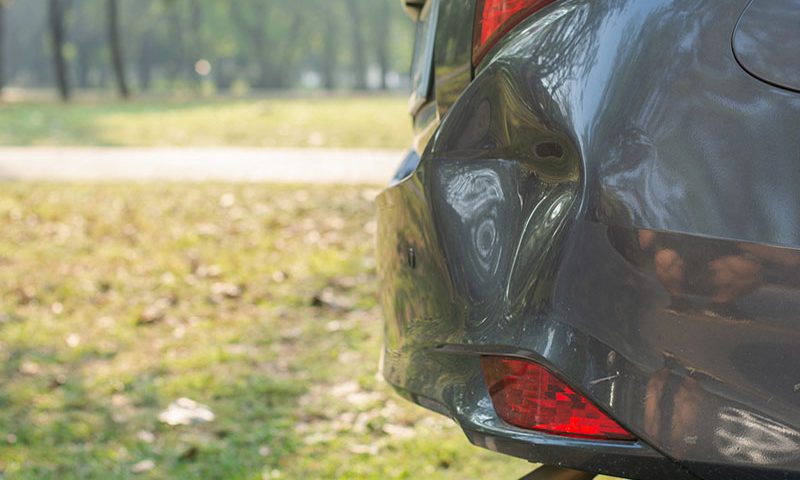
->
[379,0,800,479]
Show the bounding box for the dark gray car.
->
[377,0,800,478]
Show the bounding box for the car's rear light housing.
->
[473,0,557,66]
[481,356,636,441]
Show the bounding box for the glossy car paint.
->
[733,0,800,92]
[379,1,800,479]
[432,0,473,116]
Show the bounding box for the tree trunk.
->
[189,1,203,83]
[137,34,153,91]
[73,0,92,89]
[167,7,185,84]
[274,12,303,89]
[75,47,90,88]
[376,1,390,90]
[321,4,337,90]
[256,36,269,89]
[0,2,5,95]
[48,0,70,101]
[346,0,367,90]
[230,1,269,89]
[107,0,129,98]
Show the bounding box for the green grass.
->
[0,183,625,479]
[0,96,411,149]
[0,183,524,479]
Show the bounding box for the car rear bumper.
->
[378,1,800,479]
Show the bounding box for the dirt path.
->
[0,147,404,184]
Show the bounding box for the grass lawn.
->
[0,96,411,149]
[0,183,534,479]
[0,183,625,479]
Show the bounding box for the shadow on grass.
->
[0,183,534,480]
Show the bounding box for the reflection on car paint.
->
[443,167,504,278]
[714,407,800,465]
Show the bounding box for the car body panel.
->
[409,0,439,116]
[379,0,800,478]
[733,0,800,93]
[432,0,473,116]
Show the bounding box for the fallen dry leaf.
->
[158,397,215,426]
[19,361,41,376]
[131,459,155,474]
[211,282,243,299]
[136,430,155,443]
[349,444,380,455]
[139,298,172,324]
[196,264,222,278]
[219,193,236,208]
[310,288,351,310]
[65,333,81,348]
[383,424,416,439]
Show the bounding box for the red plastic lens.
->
[473,0,557,66]
[481,356,636,441]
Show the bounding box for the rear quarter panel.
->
[380,0,800,478]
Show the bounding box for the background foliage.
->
[0,0,414,98]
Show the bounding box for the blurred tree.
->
[124,0,166,91]
[346,0,367,90]
[188,0,203,82]
[73,1,102,89]
[48,0,70,100]
[229,0,269,88]
[0,0,5,95]
[229,0,309,89]
[166,0,187,84]
[107,0,129,98]
[374,0,391,90]
[4,0,413,95]
[133,1,156,91]
[320,2,339,90]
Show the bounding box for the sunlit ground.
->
[0,95,411,149]
[0,183,547,479]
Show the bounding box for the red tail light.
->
[481,356,636,441]
[473,0,557,66]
